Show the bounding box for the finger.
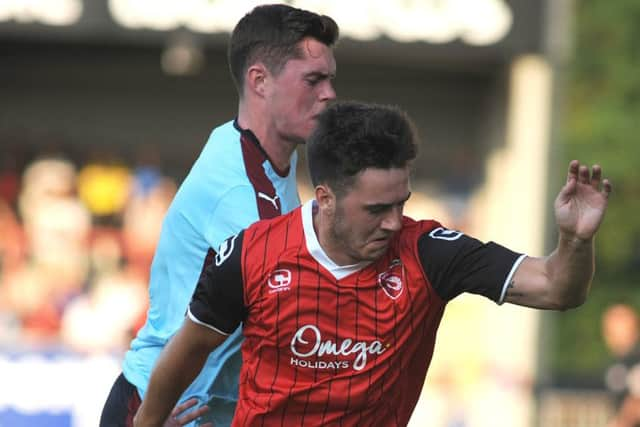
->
[590,164,602,188]
[578,164,590,184]
[176,405,209,426]
[171,398,199,417]
[602,178,612,197]
[567,160,579,183]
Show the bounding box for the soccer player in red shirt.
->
[134,101,612,426]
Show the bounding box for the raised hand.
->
[554,160,612,240]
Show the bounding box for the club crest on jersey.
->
[378,259,404,300]
[268,269,292,293]
[215,234,238,266]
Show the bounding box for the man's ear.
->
[245,63,268,98]
[315,184,336,213]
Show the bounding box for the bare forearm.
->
[134,320,226,426]
[544,233,595,309]
[134,346,208,426]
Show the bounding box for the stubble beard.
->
[331,204,369,264]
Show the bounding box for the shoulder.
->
[240,208,303,264]
[180,121,249,192]
[397,217,444,244]
[200,120,242,161]
[208,120,240,143]
[244,207,301,241]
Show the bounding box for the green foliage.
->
[562,0,640,274]
[550,0,640,382]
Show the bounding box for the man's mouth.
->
[369,236,390,247]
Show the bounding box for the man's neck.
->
[237,110,296,173]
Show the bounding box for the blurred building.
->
[0,1,588,426]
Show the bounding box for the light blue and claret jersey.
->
[122,120,300,425]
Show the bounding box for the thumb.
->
[558,175,577,204]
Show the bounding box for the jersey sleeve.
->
[204,185,260,250]
[188,231,247,335]
[417,226,526,304]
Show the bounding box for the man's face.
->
[603,305,639,356]
[265,37,336,144]
[324,167,411,265]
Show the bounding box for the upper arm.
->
[418,226,524,303]
[190,231,247,334]
[176,315,230,354]
[164,315,229,363]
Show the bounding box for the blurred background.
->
[0,0,638,426]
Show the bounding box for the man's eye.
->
[367,206,388,214]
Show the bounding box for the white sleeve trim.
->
[187,307,232,336]
[498,254,527,305]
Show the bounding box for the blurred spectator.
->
[18,157,78,219]
[89,227,125,280]
[77,158,132,225]
[3,158,91,343]
[0,146,176,352]
[60,266,147,354]
[130,144,163,198]
[59,226,146,354]
[0,154,20,208]
[602,303,640,427]
[0,198,25,277]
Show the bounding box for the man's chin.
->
[283,133,307,145]
[363,246,388,263]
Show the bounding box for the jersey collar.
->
[301,200,371,280]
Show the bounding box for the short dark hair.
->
[307,101,419,197]
[228,4,339,95]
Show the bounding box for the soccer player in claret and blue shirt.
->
[100,4,338,426]
[134,101,612,426]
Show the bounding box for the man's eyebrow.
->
[305,70,335,79]
[393,192,412,205]
[366,192,412,209]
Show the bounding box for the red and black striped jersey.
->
[190,200,524,426]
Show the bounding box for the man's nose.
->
[381,206,403,232]
[319,81,336,101]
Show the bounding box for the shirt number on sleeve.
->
[429,227,463,241]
